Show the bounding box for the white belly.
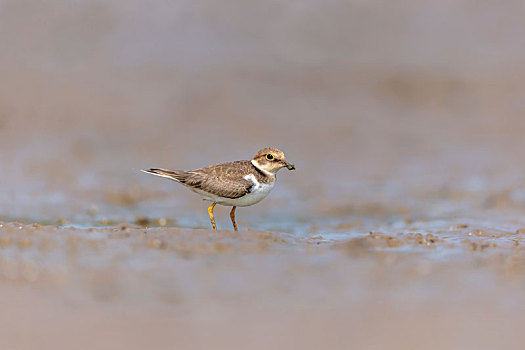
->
[221,181,275,206]
[190,176,275,207]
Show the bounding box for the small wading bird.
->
[141,147,295,231]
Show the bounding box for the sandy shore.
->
[3,1,525,348]
[1,222,525,349]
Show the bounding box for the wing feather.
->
[143,161,256,199]
[187,161,254,199]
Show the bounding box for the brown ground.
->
[2,1,525,349]
[2,222,525,349]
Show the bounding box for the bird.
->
[141,147,295,231]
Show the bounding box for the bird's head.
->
[252,147,295,174]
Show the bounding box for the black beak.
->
[285,162,295,170]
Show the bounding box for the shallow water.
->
[2,219,525,350]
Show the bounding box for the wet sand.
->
[2,220,525,349]
[3,0,525,349]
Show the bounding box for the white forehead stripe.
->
[251,159,273,176]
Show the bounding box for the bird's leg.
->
[230,206,238,231]
[208,203,217,230]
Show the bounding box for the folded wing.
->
[142,161,254,199]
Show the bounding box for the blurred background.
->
[3,1,525,349]
[3,0,525,228]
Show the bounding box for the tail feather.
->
[141,168,189,183]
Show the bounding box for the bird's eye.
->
[266,154,274,160]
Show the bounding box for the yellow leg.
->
[208,203,217,230]
[230,206,238,231]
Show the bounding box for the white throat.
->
[251,159,274,176]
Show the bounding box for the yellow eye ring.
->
[266,154,274,160]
